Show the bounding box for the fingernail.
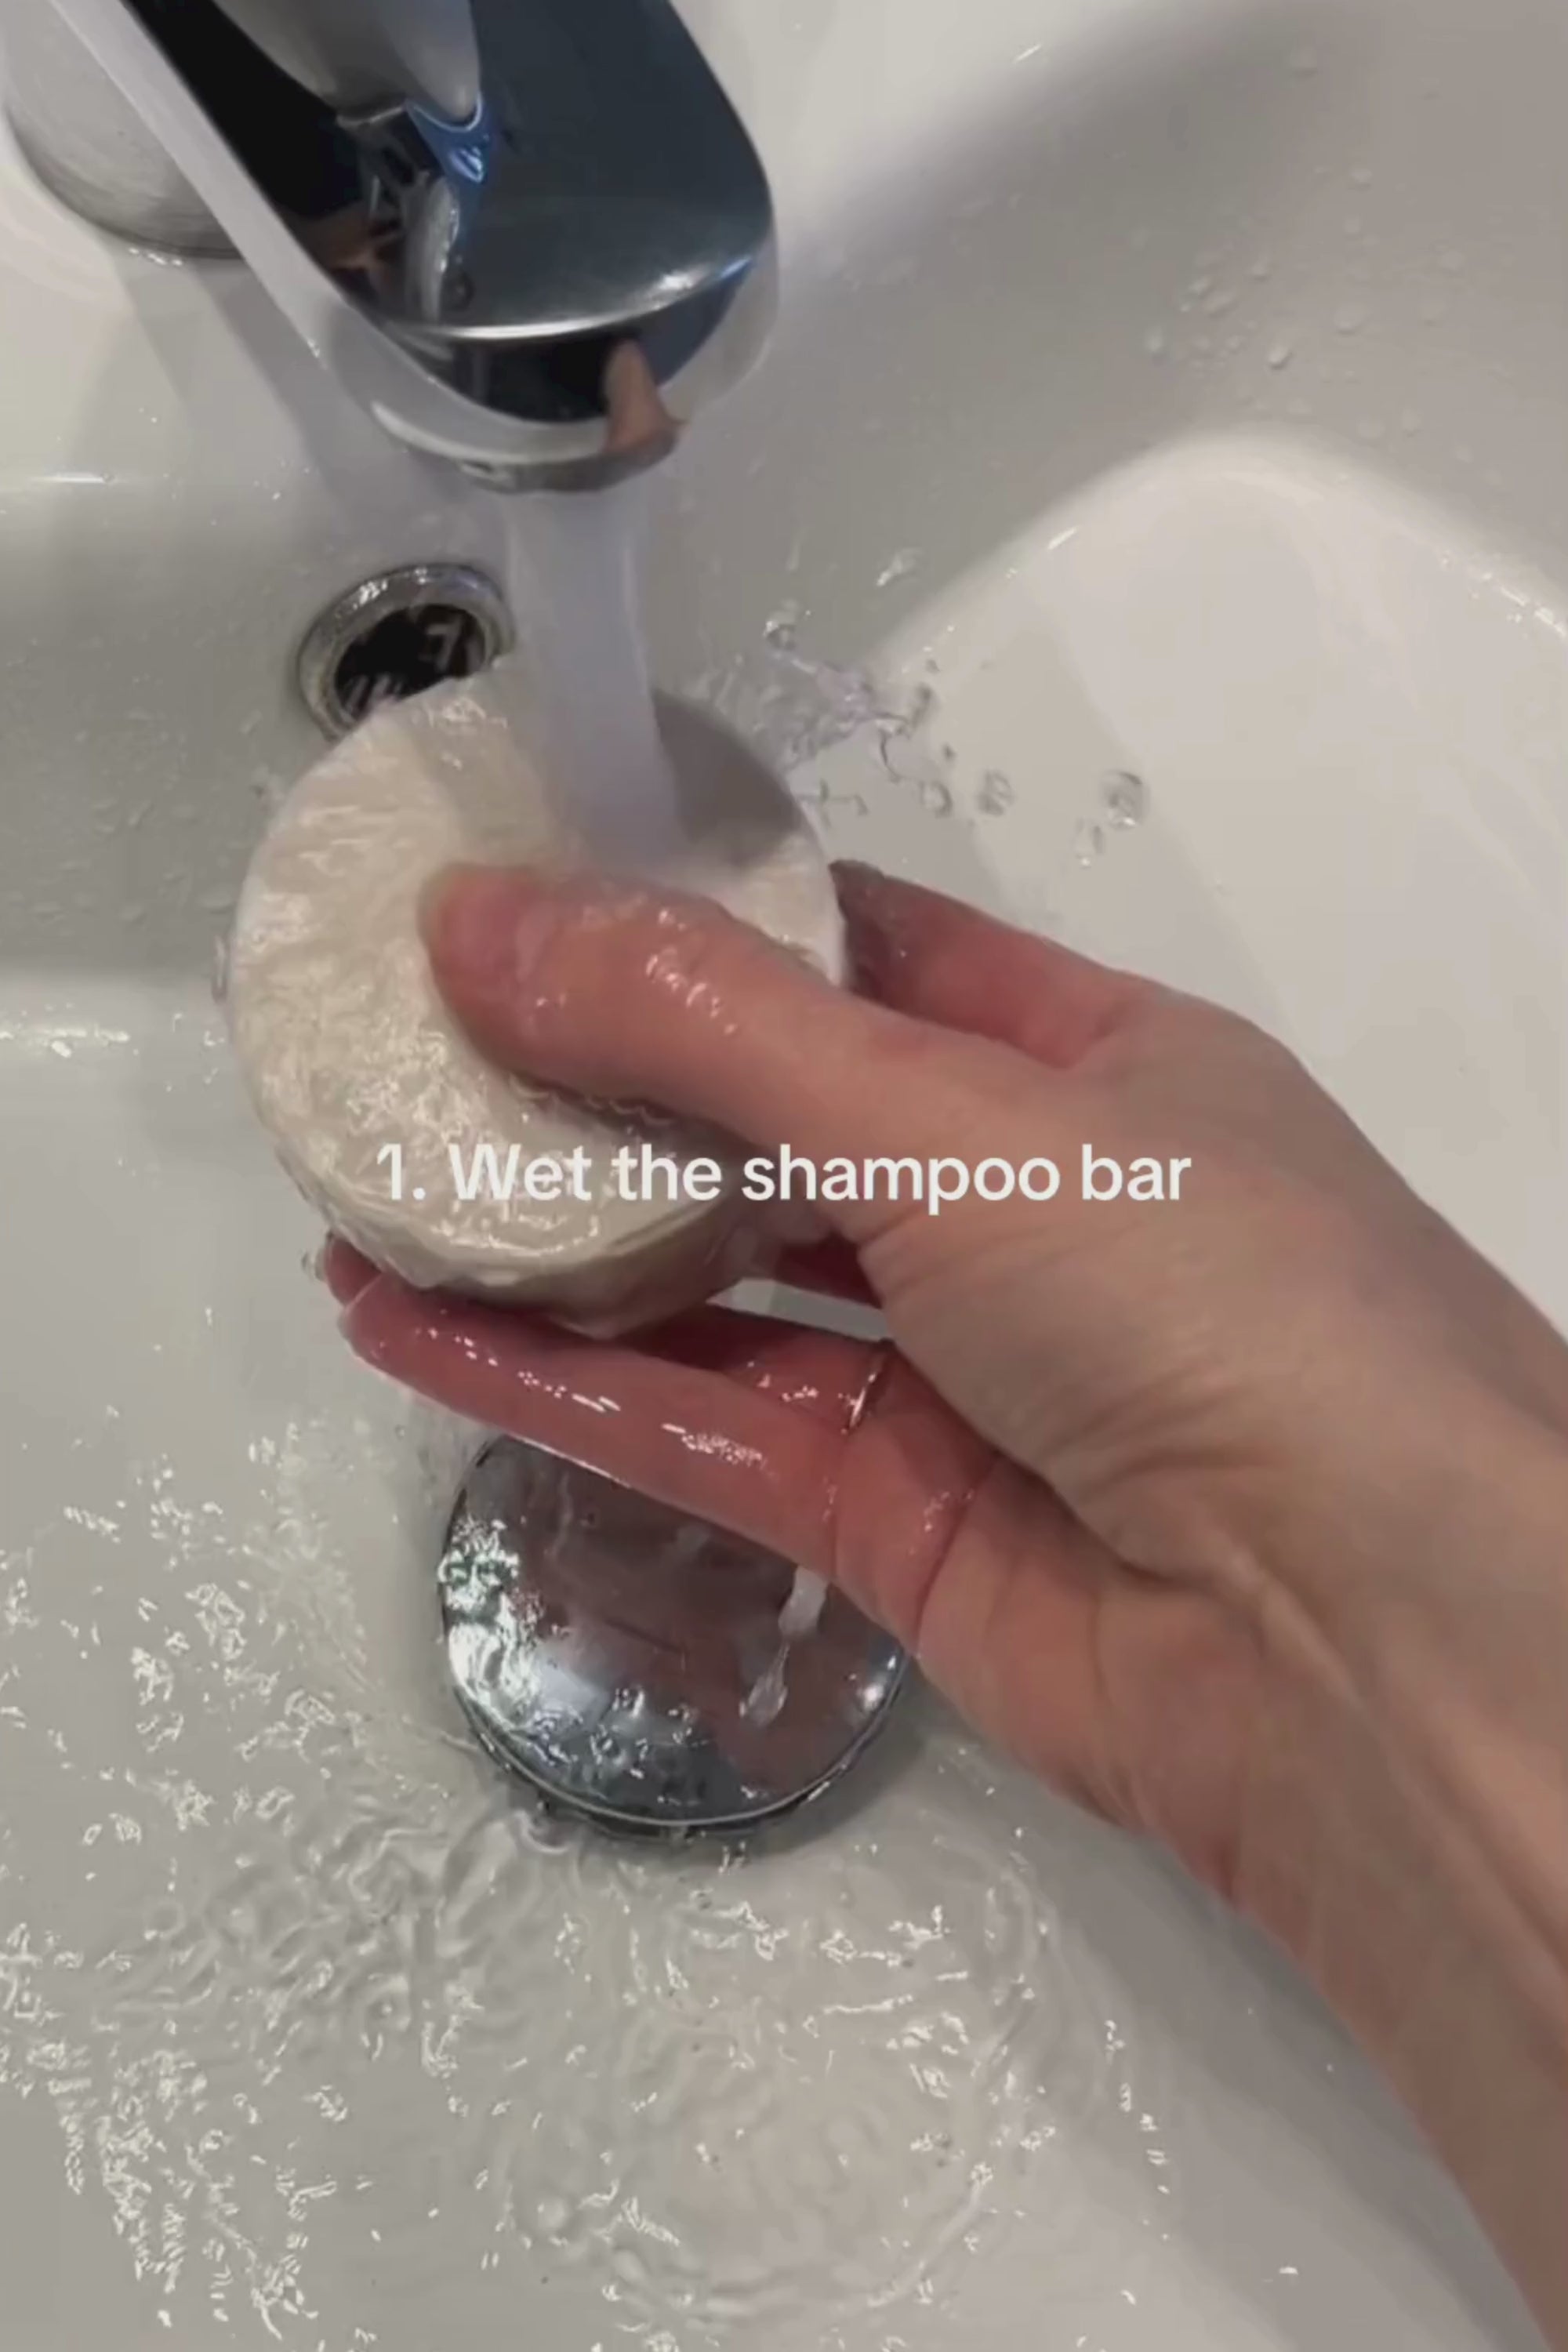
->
[831,861,897,989]
[336,1299,383,1361]
[318,1236,380,1307]
[419,863,562,995]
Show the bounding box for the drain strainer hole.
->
[298,564,514,741]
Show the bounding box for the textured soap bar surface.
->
[227,673,846,1333]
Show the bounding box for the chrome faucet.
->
[9,0,776,487]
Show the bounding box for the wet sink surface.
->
[0,1003,1533,2350]
[0,0,1563,2346]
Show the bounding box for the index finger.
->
[334,1258,992,1643]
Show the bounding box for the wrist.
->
[1229,1493,1568,2349]
[1311,1388,1568,1998]
[1238,1371,1568,2031]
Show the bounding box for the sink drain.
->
[297,564,514,739]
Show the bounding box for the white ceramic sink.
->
[0,1,1561,2347]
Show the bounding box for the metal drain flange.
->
[297,564,514,739]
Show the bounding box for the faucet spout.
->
[38,0,775,486]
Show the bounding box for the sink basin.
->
[0,1,1559,2347]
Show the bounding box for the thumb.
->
[420,864,1033,1232]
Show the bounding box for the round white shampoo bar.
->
[227,673,847,1336]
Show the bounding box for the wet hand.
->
[327,862,1568,1914]
[328,859,1568,2340]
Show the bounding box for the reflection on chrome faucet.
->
[10,0,777,485]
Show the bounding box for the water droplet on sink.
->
[1144,327,1168,360]
[875,549,922,591]
[905,682,938,732]
[1334,303,1370,335]
[977,771,1014,817]
[1266,339,1294,371]
[1073,821,1106,867]
[1101,772,1149,830]
[764,603,804,653]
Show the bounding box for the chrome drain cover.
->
[439,1439,909,1840]
[297,564,514,739]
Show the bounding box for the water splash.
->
[1101,772,1150,831]
[875,549,923,591]
[692,607,957,826]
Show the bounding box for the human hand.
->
[329,856,1568,1879]
[327,858,1568,2339]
